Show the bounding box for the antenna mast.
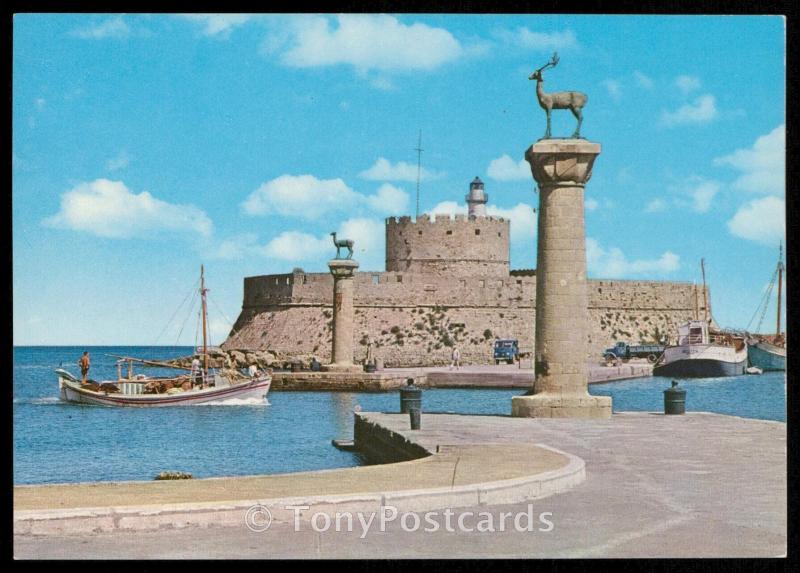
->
[700,258,708,323]
[414,130,423,219]
[201,264,208,380]
[776,242,784,337]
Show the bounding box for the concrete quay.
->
[270,362,652,392]
[15,411,785,558]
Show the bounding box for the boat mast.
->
[701,258,708,323]
[693,282,699,320]
[776,243,783,338]
[201,264,208,378]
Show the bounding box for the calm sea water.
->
[14,346,786,485]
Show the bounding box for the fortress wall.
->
[224,304,534,367]
[226,274,704,366]
[386,215,510,276]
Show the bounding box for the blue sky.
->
[13,14,786,345]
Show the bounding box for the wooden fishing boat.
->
[56,368,271,407]
[746,246,786,371]
[56,266,271,407]
[653,320,748,378]
[653,259,747,378]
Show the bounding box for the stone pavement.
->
[15,411,785,558]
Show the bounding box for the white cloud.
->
[260,217,385,269]
[359,158,444,182]
[675,75,701,94]
[106,150,131,172]
[205,233,259,260]
[714,125,785,196]
[43,179,212,239]
[645,198,667,213]
[602,79,622,101]
[494,28,578,51]
[659,94,719,127]
[35,98,46,111]
[428,201,536,244]
[671,178,721,213]
[487,154,530,181]
[261,231,332,261]
[72,16,130,39]
[727,196,785,246]
[180,14,252,37]
[241,175,361,219]
[338,218,385,269]
[365,184,409,215]
[278,15,465,73]
[633,71,654,89]
[585,198,599,211]
[587,238,680,278]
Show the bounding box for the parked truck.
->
[493,339,519,364]
[603,341,665,365]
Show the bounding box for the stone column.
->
[512,139,612,418]
[325,259,361,372]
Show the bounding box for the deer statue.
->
[529,52,588,139]
[330,232,354,259]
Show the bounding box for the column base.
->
[511,393,612,419]
[322,363,363,373]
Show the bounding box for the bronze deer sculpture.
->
[330,232,354,259]
[529,53,587,139]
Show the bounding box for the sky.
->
[13,14,786,345]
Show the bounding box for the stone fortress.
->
[223,177,709,367]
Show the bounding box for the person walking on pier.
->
[450,346,461,370]
[78,351,91,385]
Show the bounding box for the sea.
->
[13,346,786,485]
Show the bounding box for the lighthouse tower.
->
[466,176,488,218]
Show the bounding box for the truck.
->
[603,341,665,365]
[493,339,519,364]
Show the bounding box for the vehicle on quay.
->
[56,266,271,407]
[494,339,519,364]
[603,342,665,365]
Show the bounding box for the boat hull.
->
[748,342,786,371]
[653,344,747,378]
[58,376,271,407]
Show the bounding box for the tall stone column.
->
[325,259,361,372]
[512,139,612,418]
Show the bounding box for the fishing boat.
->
[56,266,271,407]
[653,259,747,378]
[653,319,748,377]
[746,246,786,371]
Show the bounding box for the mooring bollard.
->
[664,380,686,415]
[409,407,421,430]
[400,378,422,414]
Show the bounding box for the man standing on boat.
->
[190,356,202,388]
[248,363,259,378]
[78,351,90,385]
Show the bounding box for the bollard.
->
[663,380,686,415]
[409,407,421,430]
[399,378,422,414]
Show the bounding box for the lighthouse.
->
[466,176,488,218]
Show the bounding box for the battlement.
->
[386,214,507,225]
[386,213,510,277]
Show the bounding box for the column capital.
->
[328,259,359,278]
[525,139,601,188]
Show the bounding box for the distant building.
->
[224,179,706,366]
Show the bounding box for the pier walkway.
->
[15,411,785,558]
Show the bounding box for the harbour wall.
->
[224,270,707,367]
